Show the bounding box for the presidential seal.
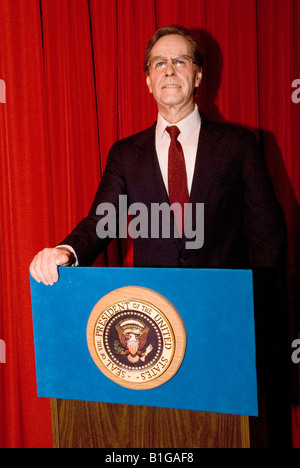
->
[86,286,186,390]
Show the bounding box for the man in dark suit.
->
[30,25,286,284]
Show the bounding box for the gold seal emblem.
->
[86,286,186,390]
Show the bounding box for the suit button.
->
[178,257,185,265]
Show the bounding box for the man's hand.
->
[29,247,73,286]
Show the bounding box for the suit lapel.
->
[134,122,181,241]
[135,123,170,205]
[189,113,225,205]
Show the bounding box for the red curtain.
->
[0,0,299,448]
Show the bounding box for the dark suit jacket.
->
[60,112,286,270]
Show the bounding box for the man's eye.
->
[174,59,186,67]
[154,61,166,68]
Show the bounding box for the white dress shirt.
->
[155,104,201,195]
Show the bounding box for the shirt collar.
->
[156,104,201,142]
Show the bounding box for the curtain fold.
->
[0,0,54,448]
[0,0,299,448]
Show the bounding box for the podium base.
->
[50,399,251,448]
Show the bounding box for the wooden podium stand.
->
[50,400,250,448]
[31,267,259,449]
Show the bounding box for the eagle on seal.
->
[115,318,153,363]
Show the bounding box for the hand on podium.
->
[29,247,74,286]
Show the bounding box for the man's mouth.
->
[162,84,181,88]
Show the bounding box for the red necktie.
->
[166,125,189,236]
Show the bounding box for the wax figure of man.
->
[30,25,290,447]
[30,25,286,285]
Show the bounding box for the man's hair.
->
[144,25,204,74]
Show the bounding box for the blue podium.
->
[30,267,258,448]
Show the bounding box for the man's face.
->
[146,34,202,113]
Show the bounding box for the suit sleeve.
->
[58,142,127,266]
[243,132,287,270]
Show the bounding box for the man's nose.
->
[165,59,176,76]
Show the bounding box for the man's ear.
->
[146,75,153,94]
[195,68,202,89]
